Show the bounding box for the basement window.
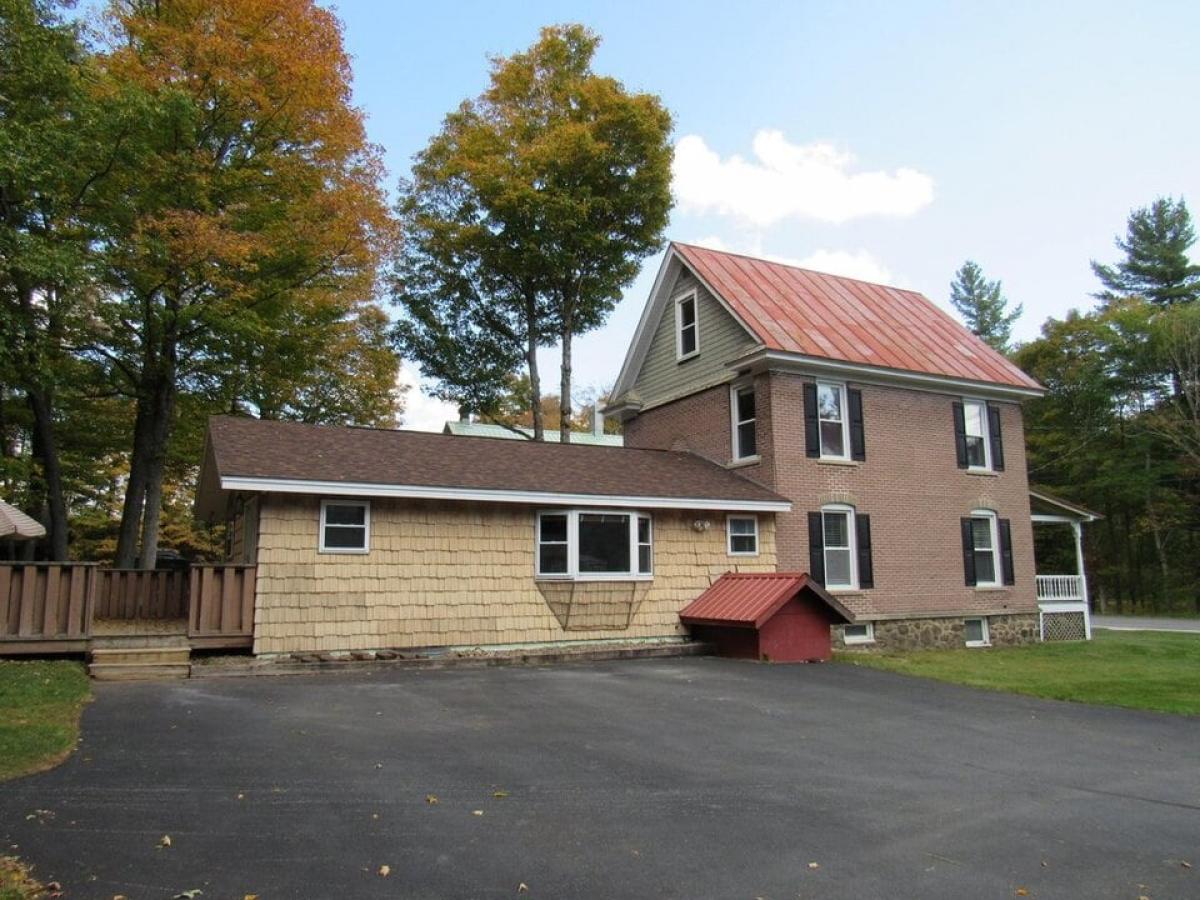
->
[536,510,653,580]
[319,499,370,554]
[842,623,875,645]
[964,617,990,647]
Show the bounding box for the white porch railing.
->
[1036,575,1084,601]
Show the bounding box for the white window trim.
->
[842,622,875,645]
[535,509,653,582]
[969,508,1001,588]
[674,291,700,362]
[817,380,851,461]
[963,397,993,472]
[729,383,759,463]
[964,616,991,648]
[726,514,759,557]
[821,503,858,591]
[319,499,370,554]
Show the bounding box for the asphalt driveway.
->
[2,659,1197,900]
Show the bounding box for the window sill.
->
[728,552,760,558]
[965,468,998,477]
[676,351,700,364]
[817,458,859,467]
[974,585,1008,592]
[727,456,761,469]
[318,549,370,555]
[535,575,654,584]
[843,639,876,646]
[965,642,992,649]
[826,587,862,595]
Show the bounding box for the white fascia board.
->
[220,475,792,513]
[732,349,1045,400]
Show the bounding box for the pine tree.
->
[1092,197,1200,307]
[949,260,1023,352]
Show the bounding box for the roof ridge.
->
[672,240,919,293]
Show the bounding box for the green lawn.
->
[0,856,47,900]
[837,630,1200,716]
[0,660,91,782]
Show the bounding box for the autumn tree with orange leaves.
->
[83,0,397,567]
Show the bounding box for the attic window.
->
[675,292,699,360]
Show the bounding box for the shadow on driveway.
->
[2,658,1198,899]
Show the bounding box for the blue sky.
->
[329,0,1200,429]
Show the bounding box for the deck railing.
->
[189,564,256,648]
[96,569,189,619]
[1036,574,1084,602]
[0,563,96,651]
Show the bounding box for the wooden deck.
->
[0,563,255,655]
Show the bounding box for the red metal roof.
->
[679,573,852,629]
[673,242,1042,391]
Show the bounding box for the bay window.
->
[536,510,653,580]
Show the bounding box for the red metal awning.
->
[679,572,853,629]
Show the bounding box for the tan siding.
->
[253,496,775,655]
[632,270,758,410]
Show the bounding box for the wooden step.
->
[89,662,191,681]
[90,646,191,666]
[90,633,189,650]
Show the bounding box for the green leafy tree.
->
[949,260,1023,352]
[89,0,396,568]
[392,24,674,441]
[1092,197,1200,307]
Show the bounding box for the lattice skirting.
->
[1041,610,1087,641]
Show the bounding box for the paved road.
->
[2,659,1198,899]
[1093,615,1200,633]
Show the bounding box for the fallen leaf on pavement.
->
[158,835,172,849]
[493,790,509,799]
[378,865,391,877]
[517,884,528,893]
[808,862,819,869]
[472,810,484,816]
[425,794,439,805]
[172,891,202,899]
[1182,861,1192,869]
[1015,889,1029,897]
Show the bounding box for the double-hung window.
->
[967,510,999,587]
[536,510,653,580]
[731,384,757,460]
[727,515,759,556]
[675,292,699,360]
[963,399,990,469]
[821,505,856,589]
[319,499,370,553]
[817,381,849,459]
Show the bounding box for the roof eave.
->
[218,475,792,513]
[733,348,1045,400]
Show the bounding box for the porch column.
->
[1073,521,1092,639]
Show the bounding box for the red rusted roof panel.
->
[673,242,1041,391]
[679,572,851,629]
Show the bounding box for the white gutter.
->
[220,475,793,513]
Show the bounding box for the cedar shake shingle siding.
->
[252,496,776,655]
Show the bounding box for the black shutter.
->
[807,511,825,585]
[960,517,977,586]
[998,518,1015,585]
[952,402,968,468]
[855,513,874,589]
[848,388,866,461]
[987,404,1005,471]
[803,383,820,458]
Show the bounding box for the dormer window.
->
[675,292,699,360]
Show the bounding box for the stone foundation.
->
[834,613,1039,651]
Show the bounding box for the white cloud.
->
[396,361,461,432]
[673,131,934,227]
[690,235,896,285]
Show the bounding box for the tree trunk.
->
[136,376,175,569]
[26,389,69,560]
[525,297,543,442]
[559,321,573,444]
[114,405,152,568]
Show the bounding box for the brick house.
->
[191,243,1097,660]
[605,242,1094,649]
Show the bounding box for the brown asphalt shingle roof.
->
[202,416,788,509]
